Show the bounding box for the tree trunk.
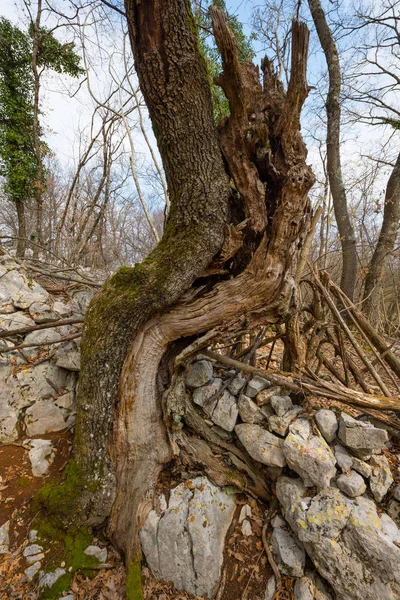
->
[46,0,314,587]
[363,151,400,325]
[308,0,357,301]
[15,198,26,258]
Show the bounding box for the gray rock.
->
[264,576,276,600]
[0,312,35,333]
[238,394,268,425]
[271,527,305,577]
[25,400,67,436]
[338,412,388,459]
[315,409,338,443]
[72,289,93,312]
[0,399,18,443]
[269,406,302,437]
[0,521,10,554]
[388,500,400,522]
[0,266,49,310]
[53,301,73,318]
[271,514,286,529]
[211,390,238,431]
[336,471,366,498]
[192,378,222,417]
[239,504,252,523]
[140,477,235,599]
[277,476,400,600]
[25,561,41,580]
[23,544,43,557]
[257,386,282,406]
[290,418,312,439]
[369,454,393,502]
[186,360,214,388]
[334,444,353,472]
[26,552,45,564]
[270,395,293,416]
[241,519,252,536]
[283,427,336,489]
[84,545,107,563]
[294,576,314,600]
[54,341,80,371]
[246,376,271,398]
[228,374,246,396]
[28,530,38,543]
[21,329,63,358]
[235,423,286,467]
[38,568,66,590]
[394,485,400,501]
[29,302,58,323]
[59,596,74,600]
[28,439,55,477]
[54,391,75,411]
[351,457,372,479]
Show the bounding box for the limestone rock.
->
[336,471,366,498]
[283,426,336,489]
[294,576,314,600]
[338,412,388,459]
[192,378,222,416]
[29,302,58,323]
[28,439,55,477]
[270,395,293,416]
[21,329,63,358]
[235,423,286,467]
[53,301,74,318]
[351,457,371,479]
[186,360,213,388]
[0,521,10,553]
[0,266,49,310]
[228,374,246,395]
[38,568,66,590]
[0,399,18,443]
[394,484,400,501]
[257,386,282,406]
[277,476,400,600]
[315,409,338,443]
[246,376,271,398]
[54,341,81,371]
[0,312,35,333]
[269,406,302,437]
[271,527,305,577]
[84,545,107,563]
[241,519,252,537]
[334,444,353,472]
[238,394,268,425]
[25,561,41,580]
[140,477,235,598]
[23,544,43,557]
[239,504,252,523]
[211,390,238,431]
[369,454,393,502]
[25,400,67,436]
[265,576,276,600]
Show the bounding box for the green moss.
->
[126,559,144,600]
[17,476,31,488]
[33,459,91,529]
[35,526,99,599]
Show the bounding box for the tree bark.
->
[363,151,400,325]
[48,0,314,584]
[15,198,26,258]
[308,0,357,301]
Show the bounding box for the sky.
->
[0,0,397,209]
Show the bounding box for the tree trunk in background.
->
[308,0,357,301]
[46,0,314,591]
[31,0,44,259]
[363,151,400,325]
[15,198,26,258]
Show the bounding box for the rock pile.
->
[0,257,89,444]
[140,356,400,600]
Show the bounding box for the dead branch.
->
[0,317,83,339]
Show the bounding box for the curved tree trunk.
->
[308,0,357,301]
[363,151,400,325]
[48,0,314,588]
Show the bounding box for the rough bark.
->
[363,151,400,325]
[308,0,357,301]
[59,0,314,573]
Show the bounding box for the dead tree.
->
[42,0,315,587]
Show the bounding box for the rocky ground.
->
[1,254,400,600]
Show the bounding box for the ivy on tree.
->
[194,0,255,123]
[0,17,83,253]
